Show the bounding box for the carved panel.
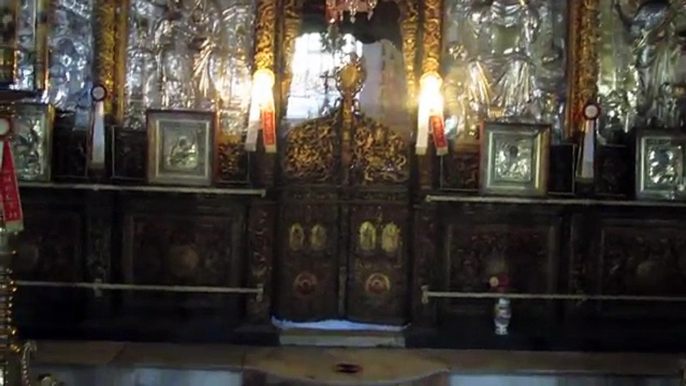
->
[52,124,88,180]
[246,203,276,323]
[15,209,83,282]
[122,206,244,312]
[444,218,559,316]
[411,203,438,325]
[110,128,146,181]
[14,203,84,325]
[439,145,479,191]
[276,191,339,321]
[216,132,249,184]
[595,218,686,318]
[347,203,409,325]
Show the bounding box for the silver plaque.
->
[124,0,255,133]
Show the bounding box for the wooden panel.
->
[276,190,339,321]
[593,217,686,318]
[443,212,560,316]
[15,203,84,325]
[346,203,409,325]
[121,198,244,315]
[16,209,83,281]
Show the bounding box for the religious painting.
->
[309,223,327,252]
[442,0,569,144]
[480,122,550,197]
[122,0,255,133]
[380,222,399,255]
[289,223,305,251]
[358,221,377,252]
[0,0,17,84]
[635,130,686,201]
[146,110,215,186]
[12,103,54,182]
[44,0,94,130]
[596,0,686,143]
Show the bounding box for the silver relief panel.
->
[45,0,94,129]
[442,0,568,142]
[15,0,36,90]
[124,0,255,132]
[597,0,686,139]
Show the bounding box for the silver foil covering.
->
[13,104,52,181]
[598,0,686,138]
[493,135,534,183]
[124,0,255,132]
[44,0,94,130]
[642,137,685,199]
[15,0,37,90]
[442,0,568,142]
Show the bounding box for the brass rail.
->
[421,286,686,305]
[16,281,264,302]
[18,182,267,197]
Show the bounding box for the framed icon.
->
[480,122,551,197]
[12,103,54,182]
[146,110,215,187]
[635,130,686,201]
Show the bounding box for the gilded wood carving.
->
[282,54,410,184]
[95,0,117,117]
[247,203,276,323]
[568,0,598,139]
[347,203,409,324]
[276,191,340,321]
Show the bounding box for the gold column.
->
[34,0,50,91]
[278,0,300,119]
[114,0,130,126]
[399,0,420,107]
[94,0,117,118]
[420,0,442,79]
[567,0,599,140]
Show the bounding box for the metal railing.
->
[421,285,686,305]
[16,281,264,302]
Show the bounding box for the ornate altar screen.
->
[274,0,417,325]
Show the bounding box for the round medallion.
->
[365,273,391,296]
[0,117,11,137]
[583,102,600,120]
[91,84,107,102]
[293,271,318,298]
[168,245,200,278]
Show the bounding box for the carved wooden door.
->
[276,57,412,325]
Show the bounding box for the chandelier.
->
[326,0,379,23]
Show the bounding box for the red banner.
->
[261,108,277,153]
[430,114,448,155]
[0,141,23,232]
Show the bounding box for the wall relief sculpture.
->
[121,0,255,133]
[442,0,569,143]
[43,0,94,130]
[597,0,686,142]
